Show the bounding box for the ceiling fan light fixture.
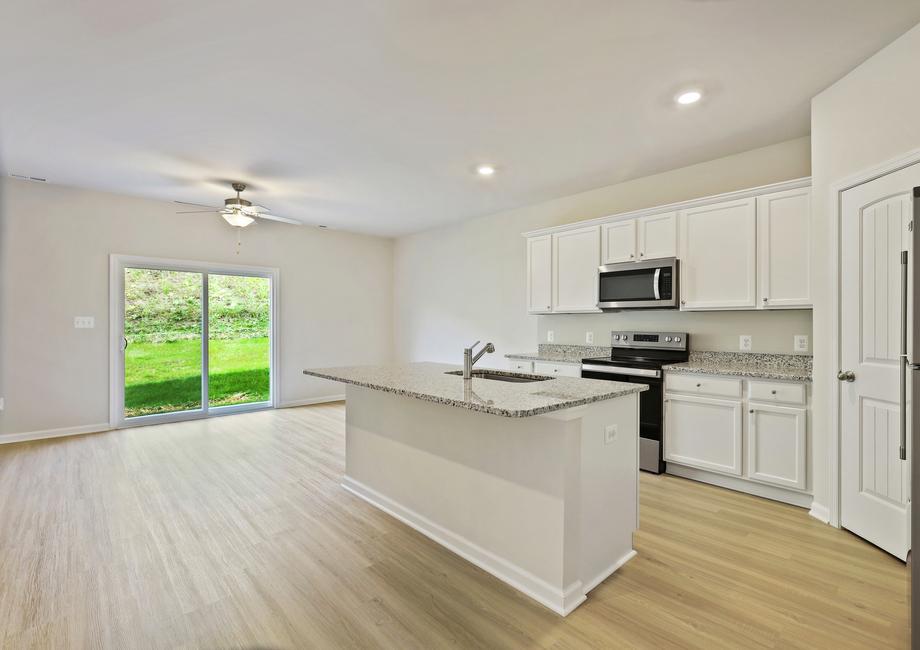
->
[222,211,256,228]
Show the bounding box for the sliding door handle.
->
[123,337,129,351]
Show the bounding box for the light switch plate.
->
[0,397,4,411]
[794,334,809,353]
[585,331,594,344]
[74,316,95,329]
[739,335,752,352]
[547,330,555,343]
[604,424,617,445]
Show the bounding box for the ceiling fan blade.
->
[176,209,219,214]
[256,213,302,225]
[175,200,221,209]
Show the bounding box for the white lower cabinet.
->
[664,372,810,504]
[664,394,743,476]
[508,360,534,373]
[533,361,580,377]
[746,403,807,490]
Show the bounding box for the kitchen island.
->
[303,362,647,615]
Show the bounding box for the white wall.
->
[394,137,812,363]
[810,22,920,519]
[0,178,394,436]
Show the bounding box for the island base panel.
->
[341,385,639,616]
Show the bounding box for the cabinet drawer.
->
[508,360,534,373]
[665,373,742,398]
[748,381,805,405]
[533,361,580,377]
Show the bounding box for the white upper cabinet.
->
[553,226,601,312]
[637,212,677,261]
[526,235,553,313]
[756,187,811,309]
[601,220,636,264]
[601,212,677,265]
[679,198,757,310]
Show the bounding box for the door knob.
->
[837,370,856,382]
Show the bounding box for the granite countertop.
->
[304,362,647,418]
[505,344,611,365]
[663,351,813,383]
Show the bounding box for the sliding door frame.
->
[109,254,280,429]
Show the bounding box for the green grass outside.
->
[125,337,270,417]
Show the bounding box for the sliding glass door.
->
[111,256,278,427]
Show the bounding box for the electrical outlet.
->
[585,331,594,344]
[739,335,752,352]
[547,330,555,343]
[604,424,617,445]
[794,335,809,353]
[74,316,95,329]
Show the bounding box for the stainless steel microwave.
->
[598,257,679,309]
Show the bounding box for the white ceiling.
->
[2,1,919,236]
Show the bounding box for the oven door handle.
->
[582,363,661,379]
[653,268,661,300]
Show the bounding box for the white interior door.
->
[840,163,919,560]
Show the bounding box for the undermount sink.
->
[445,369,552,383]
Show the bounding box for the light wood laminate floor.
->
[0,404,908,649]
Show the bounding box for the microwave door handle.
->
[653,268,661,300]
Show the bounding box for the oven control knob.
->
[614,335,620,341]
[674,336,682,343]
[622,335,628,341]
[665,336,672,342]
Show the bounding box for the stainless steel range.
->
[581,331,689,473]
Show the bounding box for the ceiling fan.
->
[175,182,301,227]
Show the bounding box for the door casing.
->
[827,147,920,528]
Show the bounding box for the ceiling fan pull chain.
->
[236,227,242,255]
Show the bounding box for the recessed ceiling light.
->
[676,90,702,105]
[476,164,496,177]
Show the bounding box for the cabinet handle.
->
[763,297,768,303]
[771,390,777,395]
[629,253,635,259]
[680,299,686,305]
[696,383,701,388]
[749,409,754,414]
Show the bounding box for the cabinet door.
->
[601,220,636,264]
[526,235,553,313]
[637,212,677,261]
[678,198,756,310]
[746,404,807,490]
[664,394,743,475]
[553,226,601,312]
[533,361,580,377]
[756,188,811,309]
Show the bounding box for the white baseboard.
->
[582,550,638,594]
[0,422,110,445]
[343,474,598,616]
[279,395,345,408]
[666,464,813,508]
[808,501,831,524]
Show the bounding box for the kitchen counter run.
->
[505,343,611,365]
[304,362,646,417]
[663,351,813,383]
